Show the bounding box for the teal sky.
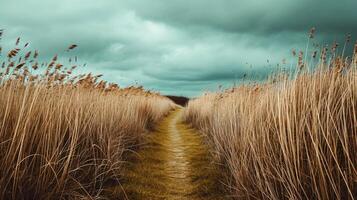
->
[1,0,356,97]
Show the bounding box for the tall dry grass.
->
[0,33,175,199]
[184,35,357,199]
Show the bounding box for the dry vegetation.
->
[184,31,357,199]
[0,31,175,199]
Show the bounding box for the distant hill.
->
[165,95,189,106]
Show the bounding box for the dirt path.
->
[111,109,227,199]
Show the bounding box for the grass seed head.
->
[7,48,20,58]
[32,62,38,70]
[55,63,63,70]
[24,51,31,60]
[292,49,297,56]
[15,37,20,45]
[312,50,318,58]
[15,62,26,69]
[52,54,58,61]
[346,33,351,43]
[309,27,316,39]
[67,44,78,50]
[33,50,39,59]
[298,51,304,69]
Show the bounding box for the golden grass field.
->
[184,37,357,199]
[0,29,356,199]
[0,33,176,199]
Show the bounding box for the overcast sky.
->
[1,0,356,96]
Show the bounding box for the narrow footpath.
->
[111,109,228,199]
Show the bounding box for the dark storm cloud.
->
[1,0,356,97]
[128,0,357,34]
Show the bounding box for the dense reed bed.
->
[184,36,357,199]
[0,32,175,199]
